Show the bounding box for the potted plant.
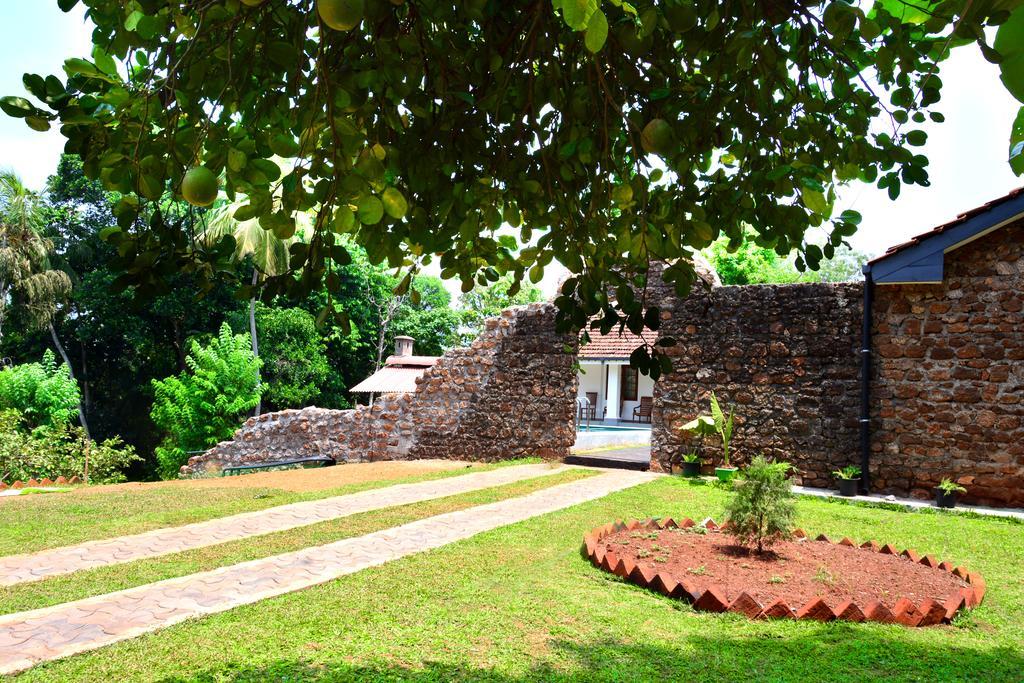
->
[678,414,715,477]
[680,452,702,478]
[832,465,862,497]
[935,478,967,509]
[709,392,737,482]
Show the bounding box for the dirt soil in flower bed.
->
[602,526,969,608]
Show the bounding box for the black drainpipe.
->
[859,266,875,494]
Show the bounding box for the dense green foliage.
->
[0,351,80,430]
[229,305,331,412]
[459,273,544,336]
[708,235,867,285]
[150,324,261,478]
[1,156,463,476]
[724,456,797,554]
[6,0,1024,377]
[0,409,139,485]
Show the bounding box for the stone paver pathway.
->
[0,463,569,588]
[0,469,656,674]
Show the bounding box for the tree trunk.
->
[49,322,91,440]
[171,319,187,372]
[79,338,90,417]
[250,267,261,417]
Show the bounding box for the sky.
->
[0,4,1021,297]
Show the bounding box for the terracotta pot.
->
[681,461,701,477]
[715,466,738,483]
[837,478,859,497]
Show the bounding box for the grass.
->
[0,468,596,616]
[16,476,1024,682]
[0,459,541,556]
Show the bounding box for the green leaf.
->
[996,7,1024,104]
[800,187,830,217]
[0,96,33,118]
[1010,106,1024,176]
[584,9,609,53]
[906,130,927,146]
[562,0,597,31]
[874,0,939,25]
[356,195,384,225]
[381,187,408,219]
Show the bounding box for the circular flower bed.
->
[583,518,985,626]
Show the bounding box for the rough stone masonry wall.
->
[871,222,1024,507]
[407,304,578,461]
[650,276,863,489]
[181,303,576,476]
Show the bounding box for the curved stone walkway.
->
[0,463,569,588]
[0,469,656,675]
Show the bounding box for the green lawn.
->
[16,476,1023,682]
[0,468,596,616]
[0,460,538,556]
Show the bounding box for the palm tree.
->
[198,201,304,416]
[0,170,87,436]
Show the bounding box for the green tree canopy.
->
[707,233,867,285]
[459,272,544,335]
[6,0,1024,377]
[228,304,331,411]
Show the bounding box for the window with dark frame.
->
[620,365,638,402]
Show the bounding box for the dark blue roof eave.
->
[866,189,1024,284]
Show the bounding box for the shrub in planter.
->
[832,465,862,497]
[724,455,796,554]
[680,452,702,477]
[935,478,967,509]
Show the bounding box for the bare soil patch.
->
[601,526,969,609]
[77,460,473,494]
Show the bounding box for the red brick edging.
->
[582,517,985,627]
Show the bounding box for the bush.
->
[230,305,330,411]
[0,351,80,429]
[724,455,796,554]
[0,410,139,485]
[150,323,260,478]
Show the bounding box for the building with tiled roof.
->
[577,324,657,424]
[349,336,438,396]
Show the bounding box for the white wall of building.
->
[577,362,606,417]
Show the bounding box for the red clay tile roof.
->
[871,186,1024,264]
[579,326,657,359]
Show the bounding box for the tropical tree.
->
[460,273,544,336]
[0,170,86,434]
[707,232,868,285]
[228,304,331,412]
[0,171,71,341]
[198,198,304,415]
[6,1,1024,378]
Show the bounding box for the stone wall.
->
[650,221,1024,507]
[871,222,1024,507]
[650,276,863,489]
[407,305,578,461]
[181,303,576,476]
